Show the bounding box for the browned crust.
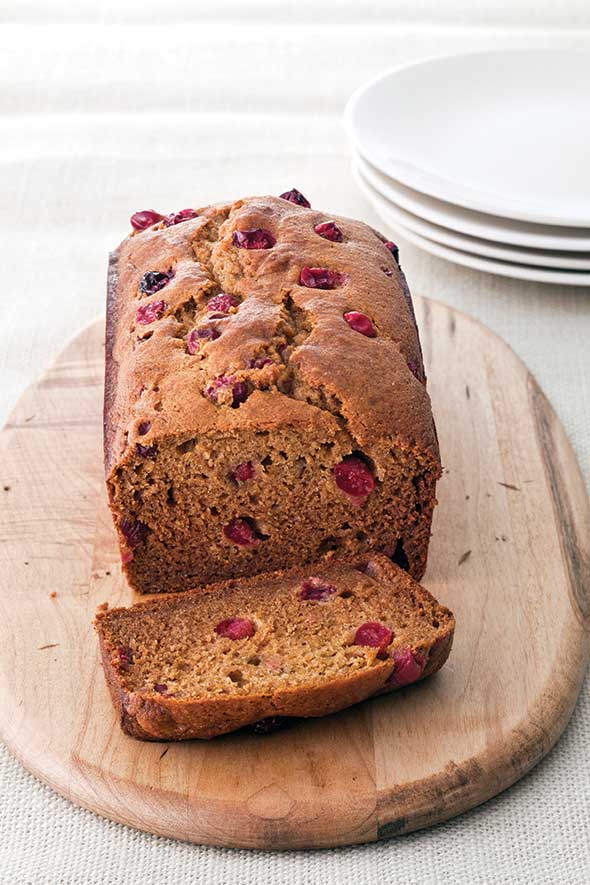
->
[104,248,121,479]
[95,557,455,741]
[104,197,439,462]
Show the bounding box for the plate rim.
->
[353,161,590,284]
[353,161,590,271]
[353,149,590,253]
[384,216,590,285]
[344,48,590,228]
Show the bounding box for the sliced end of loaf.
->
[95,555,454,741]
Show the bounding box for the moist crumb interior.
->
[98,559,452,700]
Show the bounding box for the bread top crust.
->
[105,196,439,479]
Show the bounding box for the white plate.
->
[386,222,590,286]
[352,162,590,270]
[355,150,590,253]
[345,50,590,227]
[354,169,590,284]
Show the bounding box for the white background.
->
[1,2,589,883]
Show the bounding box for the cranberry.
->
[207,293,240,313]
[248,357,273,369]
[215,617,256,639]
[164,208,198,227]
[223,517,259,546]
[333,456,375,498]
[354,622,393,652]
[136,300,167,324]
[118,646,134,666]
[384,241,399,262]
[205,375,249,408]
[299,267,348,289]
[232,229,276,249]
[136,442,158,459]
[187,327,220,355]
[120,519,148,548]
[138,421,151,435]
[389,647,426,686]
[232,461,256,483]
[382,267,394,277]
[131,210,164,231]
[204,376,224,402]
[121,549,134,564]
[139,270,174,295]
[154,683,169,694]
[300,578,337,602]
[279,188,311,208]
[343,311,376,337]
[314,221,343,242]
[232,381,249,406]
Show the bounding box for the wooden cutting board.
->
[0,297,588,850]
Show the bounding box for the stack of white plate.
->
[344,50,590,285]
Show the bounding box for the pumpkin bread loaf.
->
[105,191,442,593]
[95,555,454,741]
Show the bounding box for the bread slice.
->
[95,555,454,741]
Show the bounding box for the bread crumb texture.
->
[95,555,454,740]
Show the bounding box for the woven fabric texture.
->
[1,3,589,883]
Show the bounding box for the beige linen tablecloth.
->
[1,3,589,882]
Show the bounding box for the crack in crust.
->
[112,196,436,461]
[182,207,399,457]
[193,212,365,459]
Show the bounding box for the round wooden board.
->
[1,297,588,850]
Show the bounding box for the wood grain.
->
[0,297,588,849]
